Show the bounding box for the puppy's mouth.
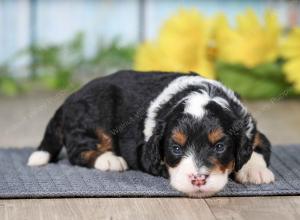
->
[187,174,223,196]
[167,157,230,197]
[169,169,229,197]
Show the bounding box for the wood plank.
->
[289,197,300,216]
[0,198,216,220]
[205,196,300,220]
[0,203,5,220]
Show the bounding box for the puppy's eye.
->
[214,143,225,153]
[171,145,183,156]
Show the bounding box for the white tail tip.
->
[27,151,50,166]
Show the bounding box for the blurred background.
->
[1,0,300,147]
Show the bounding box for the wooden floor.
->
[1,197,300,220]
[1,92,300,220]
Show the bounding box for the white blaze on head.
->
[184,92,210,119]
[183,91,230,119]
[143,75,246,141]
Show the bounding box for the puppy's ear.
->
[234,114,256,171]
[252,131,271,166]
[138,121,168,177]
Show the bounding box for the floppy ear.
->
[138,121,168,177]
[252,131,272,166]
[234,114,256,171]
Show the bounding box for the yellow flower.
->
[135,9,215,79]
[216,9,280,67]
[281,28,300,92]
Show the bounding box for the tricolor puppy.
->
[28,70,274,197]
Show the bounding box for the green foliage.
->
[26,34,135,90]
[216,61,294,99]
[27,33,85,90]
[0,33,136,96]
[90,38,136,69]
[0,65,23,96]
[4,31,296,100]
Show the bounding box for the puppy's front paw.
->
[236,166,275,184]
[94,152,128,172]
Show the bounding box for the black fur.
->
[35,70,271,179]
[138,120,168,178]
[253,131,272,166]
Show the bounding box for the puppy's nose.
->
[189,174,209,187]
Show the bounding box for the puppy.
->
[28,70,274,197]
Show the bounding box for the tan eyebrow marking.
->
[208,128,224,144]
[172,130,187,146]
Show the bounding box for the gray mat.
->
[0,145,300,198]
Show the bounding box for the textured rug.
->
[0,145,300,198]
